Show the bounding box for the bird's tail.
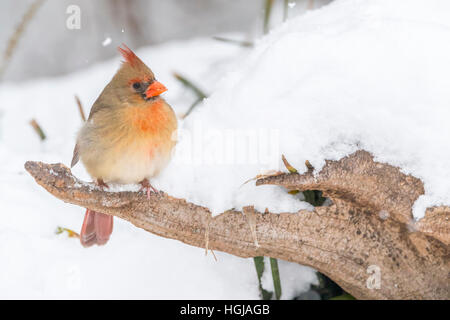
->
[80,209,113,247]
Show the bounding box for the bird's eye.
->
[132,82,141,90]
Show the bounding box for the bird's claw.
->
[96,178,109,190]
[139,178,158,199]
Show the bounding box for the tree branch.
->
[24,150,449,299]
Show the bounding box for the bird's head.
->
[110,44,167,104]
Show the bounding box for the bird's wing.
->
[71,143,80,168]
[87,96,111,120]
[73,98,111,168]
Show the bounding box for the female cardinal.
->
[71,44,177,247]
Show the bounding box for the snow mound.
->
[157,0,450,219]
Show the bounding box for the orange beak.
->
[146,81,167,98]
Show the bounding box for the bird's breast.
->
[79,99,177,183]
[126,100,171,135]
[120,99,177,150]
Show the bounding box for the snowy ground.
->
[1,0,450,299]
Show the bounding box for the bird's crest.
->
[118,44,141,67]
[116,44,155,82]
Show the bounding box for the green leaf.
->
[282,155,298,173]
[253,256,273,300]
[303,190,326,206]
[270,257,282,300]
[55,226,79,238]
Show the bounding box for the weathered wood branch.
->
[24,150,449,299]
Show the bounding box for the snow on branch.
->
[24,150,449,299]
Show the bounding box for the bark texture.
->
[24,150,449,299]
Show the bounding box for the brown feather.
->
[71,143,80,168]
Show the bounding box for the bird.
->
[71,44,177,247]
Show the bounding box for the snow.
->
[260,257,314,299]
[379,210,390,220]
[0,0,449,298]
[102,37,112,47]
[157,0,450,218]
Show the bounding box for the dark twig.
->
[29,118,46,140]
[173,72,207,118]
[74,95,86,122]
[263,0,275,34]
[213,36,254,48]
[283,0,289,22]
[0,0,46,80]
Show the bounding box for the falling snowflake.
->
[102,37,112,47]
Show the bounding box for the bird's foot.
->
[139,178,158,199]
[96,178,109,190]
